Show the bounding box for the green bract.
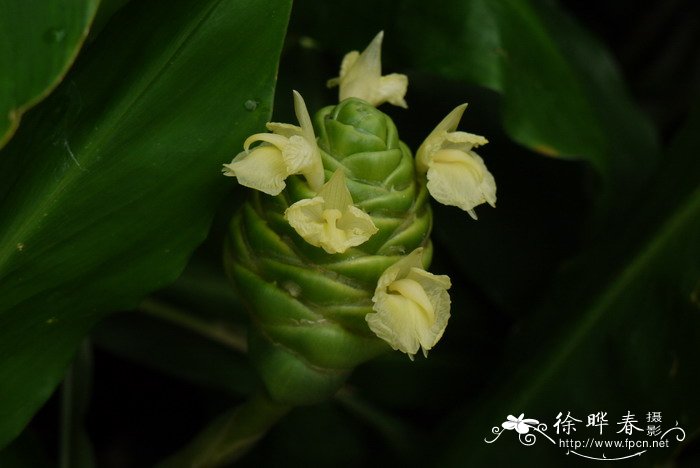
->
[224,98,432,404]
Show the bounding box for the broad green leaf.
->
[396,0,657,181]
[399,0,603,158]
[0,0,100,149]
[0,0,291,450]
[440,104,700,466]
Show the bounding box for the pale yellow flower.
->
[222,91,324,195]
[327,31,408,108]
[416,104,496,219]
[284,170,378,254]
[366,248,451,359]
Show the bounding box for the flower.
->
[502,414,540,434]
[222,90,324,195]
[416,104,496,219]
[366,248,451,359]
[284,170,378,254]
[327,31,408,108]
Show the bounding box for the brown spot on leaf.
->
[532,144,560,157]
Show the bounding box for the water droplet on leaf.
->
[244,100,258,111]
[44,28,66,43]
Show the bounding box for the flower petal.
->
[425,104,468,143]
[317,170,354,210]
[293,90,316,145]
[326,51,360,89]
[426,149,497,219]
[338,205,378,247]
[265,122,302,138]
[375,248,424,292]
[284,195,326,238]
[444,131,488,148]
[405,267,451,349]
[284,202,346,254]
[337,51,360,83]
[284,173,377,254]
[281,135,316,175]
[292,90,324,190]
[367,293,423,358]
[328,31,408,108]
[243,132,289,152]
[416,103,468,172]
[222,146,288,196]
[377,73,408,108]
[366,248,451,358]
[387,278,435,322]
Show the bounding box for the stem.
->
[59,341,94,468]
[156,393,291,468]
[59,365,74,468]
[139,298,247,353]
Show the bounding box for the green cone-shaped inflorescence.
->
[225,98,431,404]
[222,32,497,405]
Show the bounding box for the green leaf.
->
[399,1,596,155]
[0,0,291,451]
[397,0,659,208]
[0,0,100,149]
[440,103,700,465]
